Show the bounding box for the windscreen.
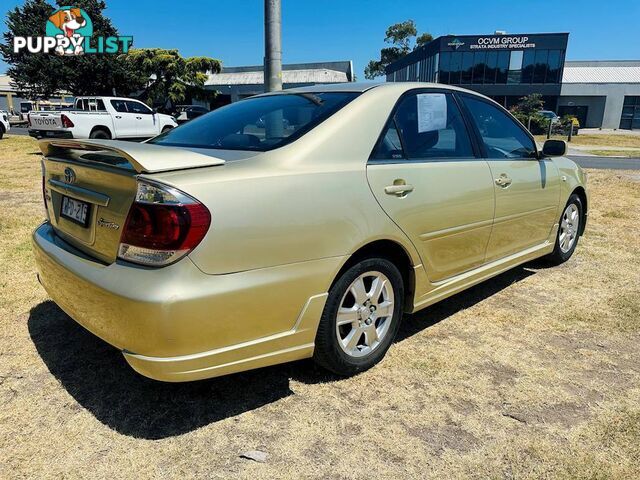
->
[149,92,360,151]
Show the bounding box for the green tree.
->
[365,20,433,80]
[415,32,434,47]
[510,94,549,134]
[120,48,221,108]
[0,0,62,99]
[0,0,138,98]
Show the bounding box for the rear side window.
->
[150,92,360,151]
[374,92,474,160]
[462,96,537,159]
[372,121,404,160]
[110,100,128,113]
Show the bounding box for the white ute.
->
[28,96,177,140]
[0,110,10,139]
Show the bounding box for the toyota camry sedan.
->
[33,83,587,382]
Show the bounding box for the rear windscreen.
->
[149,92,360,151]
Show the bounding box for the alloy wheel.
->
[335,271,394,358]
[559,203,580,253]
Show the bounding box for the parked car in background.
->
[0,110,10,138]
[28,96,177,140]
[174,105,209,124]
[539,110,579,136]
[33,83,588,382]
[563,115,580,135]
[539,110,560,124]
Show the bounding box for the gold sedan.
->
[32,83,587,381]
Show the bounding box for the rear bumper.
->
[32,222,338,381]
[29,129,73,139]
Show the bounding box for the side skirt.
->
[411,237,556,313]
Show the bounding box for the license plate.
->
[60,196,90,227]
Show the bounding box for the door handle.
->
[136,116,142,120]
[494,174,512,188]
[384,183,414,197]
[115,115,122,119]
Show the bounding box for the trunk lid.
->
[39,139,226,264]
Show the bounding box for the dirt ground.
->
[1,135,639,479]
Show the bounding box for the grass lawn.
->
[1,134,640,478]
[587,149,640,158]
[535,133,640,149]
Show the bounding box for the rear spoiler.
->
[39,138,225,173]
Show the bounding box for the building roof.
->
[562,61,640,84]
[205,60,354,86]
[272,82,381,94]
[0,74,16,92]
[206,68,349,86]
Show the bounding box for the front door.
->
[461,94,561,262]
[367,91,495,282]
[109,99,138,138]
[126,100,157,138]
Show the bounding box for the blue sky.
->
[2,0,639,78]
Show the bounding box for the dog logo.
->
[46,6,92,55]
[13,6,132,55]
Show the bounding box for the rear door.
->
[109,99,138,138]
[367,90,495,282]
[460,94,561,262]
[126,100,158,137]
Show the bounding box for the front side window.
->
[126,101,152,114]
[462,95,537,159]
[374,92,474,160]
[150,92,359,151]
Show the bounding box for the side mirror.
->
[542,139,567,157]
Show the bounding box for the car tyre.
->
[162,126,173,133]
[545,193,583,265]
[313,257,404,376]
[89,129,110,139]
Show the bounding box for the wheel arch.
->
[331,239,416,312]
[89,125,112,138]
[572,186,588,235]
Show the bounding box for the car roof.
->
[261,81,489,99]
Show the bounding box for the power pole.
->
[264,0,282,92]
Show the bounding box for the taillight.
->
[118,180,211,266]
[61,114,74,128]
